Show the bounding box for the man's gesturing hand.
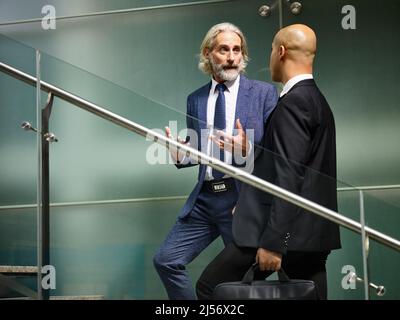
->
[211,119,249,157]
[165,126,190,164]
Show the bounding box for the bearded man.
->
[153,22,278,300]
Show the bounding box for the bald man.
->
[196,24,341,300]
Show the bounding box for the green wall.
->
[0,0,399,299]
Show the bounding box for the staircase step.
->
[0,265,38,275]
[1,295,105,300]
[50,295,105,300]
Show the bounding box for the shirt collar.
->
[211,74,241,93]
[280,74,313,97]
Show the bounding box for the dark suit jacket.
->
[233,79,341,254]
[177,75,278,218]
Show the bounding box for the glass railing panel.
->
[40,51,194,203]
[0,207,37,298]
[48,199,186,299]
[0,34,38,298]
[368,241,400,300]
[0,38,37,204]
[363,188,400,299]
[0,33,35,75]
[363,188,400,240]
[334,187,366,299]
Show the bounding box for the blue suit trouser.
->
[153,181,238,299]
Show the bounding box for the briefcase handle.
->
[242,263,290,284]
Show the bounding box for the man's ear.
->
[204,48,210,58]
[279,45,286,60]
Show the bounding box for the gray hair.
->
[198,22,249,75]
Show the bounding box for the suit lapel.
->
[234,75,251,129]
[194,82,211,183]
[196,82,211,131]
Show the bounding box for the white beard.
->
[218,68,240,81]
[210,56,245,82]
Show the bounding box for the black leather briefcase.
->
[213,264,317,300]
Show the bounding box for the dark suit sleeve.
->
[259,99,312,254]
[264,85,279,123]
[175,95,198,169]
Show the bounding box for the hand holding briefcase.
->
[213,263,317,300]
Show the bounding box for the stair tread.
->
[0,265,38,273]
[50,295,105,300]
[1,295,105,300]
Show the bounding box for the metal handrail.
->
[338,184,400,192]
[1,60,400,252]
[1,184,399,211]
[0,196,189,210]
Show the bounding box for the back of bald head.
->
[273,24,317,64]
